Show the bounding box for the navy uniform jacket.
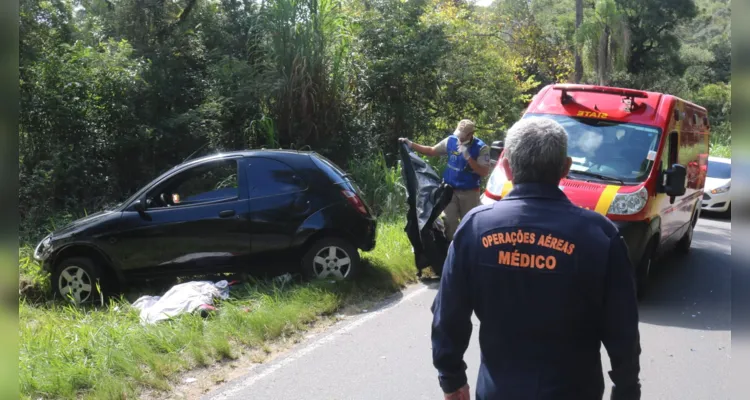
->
[431,183,641,400]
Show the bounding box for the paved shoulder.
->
[203,283,461,400]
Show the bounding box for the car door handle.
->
[219,210,236,218]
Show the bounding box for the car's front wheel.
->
[302,238,361,281]
[52,257,103,305]
[676,209,698,255]
[722,203,731,219]
[636,241,657,301]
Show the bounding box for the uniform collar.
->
[503,182,569,201]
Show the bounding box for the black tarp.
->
[399,143,454,277]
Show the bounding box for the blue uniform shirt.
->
[431,183,641,400]
[444,136,486,190]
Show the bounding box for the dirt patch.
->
[19,278,48,303]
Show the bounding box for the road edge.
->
[201,282,435,400]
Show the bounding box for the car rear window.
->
[311,153,350,184]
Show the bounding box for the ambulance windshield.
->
[524,114,662,184]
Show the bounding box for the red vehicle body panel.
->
[484,84,710,260]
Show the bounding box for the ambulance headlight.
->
[607,186,649,215]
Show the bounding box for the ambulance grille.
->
[560,179,603,191]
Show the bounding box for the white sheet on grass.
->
[131,280,229,325]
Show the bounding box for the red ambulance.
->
[482,84,710,299]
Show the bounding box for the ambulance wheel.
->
[676,211,697,255]
[302,238,360,281]
[636,241,656,301]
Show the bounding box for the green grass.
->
[19,219,416,400]
[710,143,731,158]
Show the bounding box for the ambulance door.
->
[675,111,706,228]
[659,130,683,245]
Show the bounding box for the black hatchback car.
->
[33,150,377,303]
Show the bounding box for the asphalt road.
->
[204,216,731,400]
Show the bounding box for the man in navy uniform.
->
[431,117,641,400]
[399,119,491,241]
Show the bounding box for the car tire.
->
[676,210,697,255]
[52,257,104,305]
[302,238,361,281]
[722,203,731,219]
[636,241,656,301]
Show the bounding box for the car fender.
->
[291,203,352,248]
[48,241,126,284]
[614,216,662,266]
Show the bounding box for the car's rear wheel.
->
[52,257,103,305]
[302,238,361,281]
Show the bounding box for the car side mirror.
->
[133,199,148,217]
[662,164,687,198]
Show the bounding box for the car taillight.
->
[341,190,369,215]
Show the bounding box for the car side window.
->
[247,158,306,199]
[146,159,239,209]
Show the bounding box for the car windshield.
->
[707,160,731,179]
[524,113,662,184]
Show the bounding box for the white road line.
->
[205,284,432,400]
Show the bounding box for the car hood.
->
[52,210,117,238]
[489,176,622,215]
[704,177,730,192]
[557,179,626,214]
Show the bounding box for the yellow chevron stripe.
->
[501,181,513,197]
[594,185,621,215]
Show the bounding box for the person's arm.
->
[400,137,448,158]
[463,145,491,177]
[602,234,642,400]
[432,221,474,396]
[412,142,441,157]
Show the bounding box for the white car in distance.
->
[702,156,731,216]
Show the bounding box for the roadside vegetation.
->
[19,0,730,398]
[20,220,417,400]
[19,155,418,400]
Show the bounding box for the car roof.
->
[180,149,316,168]
[525,84,708,130]
[117,149,322,210]
[708,156,731,164]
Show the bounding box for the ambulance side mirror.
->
[490,141,504,164]
[662,164,687,198]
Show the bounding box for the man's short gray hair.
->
[504,117,569,185]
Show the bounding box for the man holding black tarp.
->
[399,119,491,241]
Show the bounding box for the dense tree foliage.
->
[19,0,730,241]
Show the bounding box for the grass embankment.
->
[19,219,417,400]
[711,143,731,159]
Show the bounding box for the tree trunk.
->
[574,0,583,83]
[598,25,611,85]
